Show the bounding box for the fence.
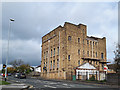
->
[107,73,120,85]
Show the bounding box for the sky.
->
[1,2,118,66]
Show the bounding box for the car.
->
[18,73,26,79]
[8,73,12,76]
[14,73,20,78]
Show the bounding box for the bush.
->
[100,79,106,82]
[89,75,95,81]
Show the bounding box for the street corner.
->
[1,83,30,90]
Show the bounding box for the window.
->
[96,52,97,58]
[96,61,97,65]
[53,60,55,69]
[57,47,59,55]
[50,61,52,69]
[78,49,80,55]
[78,38,80,43]
[54,48,55,56]
[83,29,85,34]
[46,62,47,67]
[93,51,95,57]
[78,60,80,65]
[68,55,70,60]
[87,51,89,57]
[102,64,104,70]
[91,51,92,57]
[68,36,71,41]
[44,62,45,67]
[101,53,104,59]
[83,50,85,56]
[51,49,52,57]
[83,39,84,44]
[95,42,97,46]
[93,61,95,65]
[87,40,89,45]
[93,42,94,46]
[57,59,59,69]
[90,41,92,45]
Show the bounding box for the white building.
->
[34,65,41,73]
[75,63,106,80]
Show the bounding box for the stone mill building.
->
[41,22,108,80]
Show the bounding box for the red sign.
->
[104,66,108,71]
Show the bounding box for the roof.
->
[86,36,106,41]
[75,62,97,70]
[42,22,87,38]
[42,25,62,38]
[82,58,100,61]
[64,22,86,27]
[100,60,111,63]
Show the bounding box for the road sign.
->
[104,66,108,71]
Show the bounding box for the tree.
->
[18,64,31,74]
[113,44,120,74]
[9,59,23,68]
[9,59,31,74]
[7,67,15,74]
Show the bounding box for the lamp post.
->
[5,18,14,81]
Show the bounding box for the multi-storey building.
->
[41,22,108,80]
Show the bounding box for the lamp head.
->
[10,18,15,21]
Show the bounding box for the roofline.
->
[64,22,87,27]
[42,25,62,38]
[74,62,96,69]
[87,36,106,40]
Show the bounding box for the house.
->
[34,65,41,73]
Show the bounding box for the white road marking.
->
[49,82,57,84]
[62,83,68,86]
[44,85,57,88]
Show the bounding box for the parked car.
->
[14,73,20,78]
[8,73,12,76]
[18,73,26,79]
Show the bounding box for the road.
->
[7,76,118,89]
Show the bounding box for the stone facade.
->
[41,22,107,80]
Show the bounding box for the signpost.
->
[104,66,108,80]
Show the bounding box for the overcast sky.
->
[2,2,118,66]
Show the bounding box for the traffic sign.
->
[104,66,108,71]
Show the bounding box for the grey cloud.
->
[2,2,118,65]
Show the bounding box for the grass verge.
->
[0,80,11,85]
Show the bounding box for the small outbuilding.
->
[75,63,106,81]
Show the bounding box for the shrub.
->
[89,75,95,81]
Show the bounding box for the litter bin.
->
[72,75,76,81]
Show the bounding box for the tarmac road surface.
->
[7,76,119,90]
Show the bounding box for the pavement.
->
[0,78,31,90]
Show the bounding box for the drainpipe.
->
[92,41,93,58]
[58,31,60,78]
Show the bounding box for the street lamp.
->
[5,18,14,81]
